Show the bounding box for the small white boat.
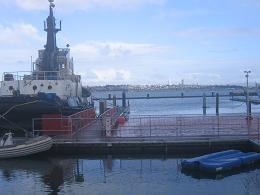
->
[0,133,53,159]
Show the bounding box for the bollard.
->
[203,93,206,115]
[122,91,126,108]
[216,93,219,115]
[113,95,117,107]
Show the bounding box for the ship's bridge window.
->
[4,74,14,81]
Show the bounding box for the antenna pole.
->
[31,56,33,71]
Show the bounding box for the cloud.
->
[0,48,36,76]
[0,22,43,75]
[184,72,222,83]
[72,41,166,59]
[16,0,165,11]
[70,41,169,85]
[78,68,131,85]
[0,23,43,46]
[92,68,131,82]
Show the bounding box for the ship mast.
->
[42,0,61,71]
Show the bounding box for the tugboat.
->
[0,0,95,136]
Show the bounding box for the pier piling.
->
[216,93,219,115]
[99,100,107,115]
[122,92,126,107]
[249,102,252,116]
[113,95,117,107]
[203,93,207,115]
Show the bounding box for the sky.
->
[0,0,259,86]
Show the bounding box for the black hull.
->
[0,96,87,136]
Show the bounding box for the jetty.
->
[32,112,260,155]
[231,97,260,105]
[92,93,256,101]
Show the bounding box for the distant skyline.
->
[0,0,259,86]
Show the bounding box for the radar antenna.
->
[48,0,55,8]
[41,0,61,71]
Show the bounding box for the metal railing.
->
[32,114,260,142]
[32,107,124,137]
[2,71,80,82]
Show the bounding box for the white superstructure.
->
[0,71,82,100]
[0,1,85,102]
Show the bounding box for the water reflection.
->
[181,164,260,180]
[0,156,259,195]
[74,159,84,183]
[42,165,64,194]
[242,171,260,195]
[2,169,15,182]
[0,158,75,195]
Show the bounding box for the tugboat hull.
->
[0,96,87,136]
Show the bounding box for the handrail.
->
[32,114,260,142]
[2,71,81,82]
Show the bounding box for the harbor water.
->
[0,155,260,195]
[92,88,260,115]
[1,88,260,195]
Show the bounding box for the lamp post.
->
[244,70,251,119]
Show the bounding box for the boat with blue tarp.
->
[181,150,260,173]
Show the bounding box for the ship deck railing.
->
[32,114,260,144]
[2,71,80,82]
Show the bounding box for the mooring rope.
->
[0,100,40,137]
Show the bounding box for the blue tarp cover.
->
[182,150,260,173]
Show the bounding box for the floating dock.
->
[51,137,256,155]
[30,103,260,156]
[38,113,260,155]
